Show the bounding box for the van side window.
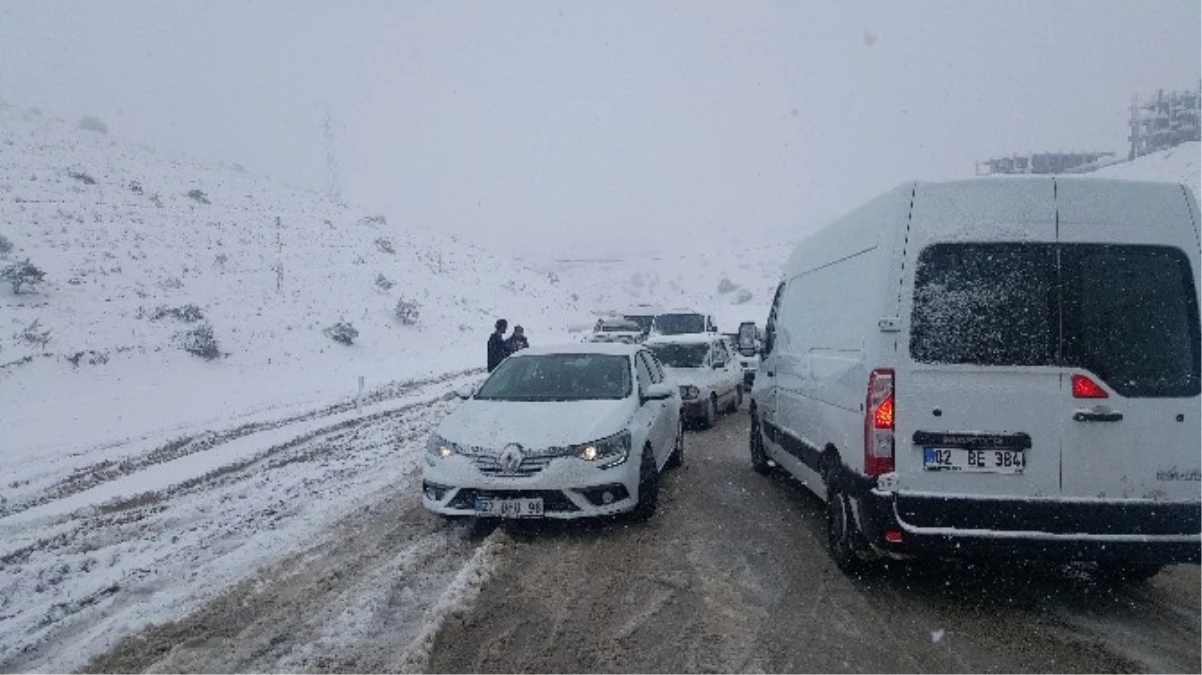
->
[763,282,785,355]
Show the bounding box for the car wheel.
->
[825,466,870,576]
[632,443,660,520]
[702,394,717,429]
[730,386,743,412]
[666,419,685,469]
[1093,562,1163,584]
[749,413,772,475]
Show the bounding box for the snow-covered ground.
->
[1095,141,1200,201]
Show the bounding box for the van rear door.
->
[1056,180,1202,501]
[894,180,1062,499]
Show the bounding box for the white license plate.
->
[923,447,1025,473]
[475,497,544,518]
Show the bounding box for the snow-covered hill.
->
[537,241,794,334]
[0,103,584,456]
[1095,141,1200,201]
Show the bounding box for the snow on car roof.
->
[515,342,642,357]
[644,333,718,346]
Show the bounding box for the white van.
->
[650,309,717,336]
[749,177,1201,579]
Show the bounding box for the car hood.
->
[439,398,634,449]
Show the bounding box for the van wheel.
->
[666,419,685,469]
[632,444,659,520]
[1093,562,1163,584]
[749,414,772,475]
[702,394,717,429]
[825,468,869,576]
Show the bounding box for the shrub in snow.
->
[177,322,221,360]
[77,116,109,134]
[547,271,559,284]
[0,234,12,256]
[732,288,754,305]
[186,189,210,205]
[129,181,143,195]
[15,319,51,348]
[149,193,163,208]
[375,237,395,254]
[2,259,46,293]
[159,276,183,290]
[150,304,205,323]
[394,298,420,325]
[717,278,739,294]
[375,273,395,290]
[68,171,96,185]
[358,214,387,227]
[324,321,359,345]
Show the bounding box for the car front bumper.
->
[853,488,1201,564]
[422,452,641,519]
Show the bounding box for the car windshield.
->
[601,321,639,333]
[474,353,632,401]
[653,314,705,335]
[647,343,709,368]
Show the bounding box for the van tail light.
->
[1071,374,1108,399]
[864,369,895,477]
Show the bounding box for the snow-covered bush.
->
[324,321,359,345]
[77,116,108,134]
[2,259,46,293]
[394,298,420,325]
[186,189,210,205]
[150,304,205,323]
[0,234,12,256]
[732,288,754,305]
[68,171,96,185]
[177,322,220,360]
[14,319,51,347]
[375,237,395,254]
[375,273,395,290]
[717,278,739,294]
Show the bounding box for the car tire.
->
[666,419,685,469]
[749,413,772,475]
[729,386,743,412]
[702,394,717,429]
[825,465,870,576]
[632,443,660,520]
[1093,562,1163,584]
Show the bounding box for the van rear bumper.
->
[858,490,1202,564]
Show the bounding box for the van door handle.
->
[1073,409,1123,422]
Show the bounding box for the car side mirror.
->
[642,382,673,401]
[455,384,476,399]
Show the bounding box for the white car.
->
[423,343,683,520]
[645,333,743,428]
[649,309,717,336]
[587,318,645,344]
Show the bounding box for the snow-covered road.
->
[0,369,486,672]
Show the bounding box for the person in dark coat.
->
[506,325,529,354]
[487,319,509,372]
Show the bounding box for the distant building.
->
[1129,86,1201,160]
[975,151,1117,176]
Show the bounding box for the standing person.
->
[506,325,529,354]
[487,319,509,372]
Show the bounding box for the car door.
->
[643,350,680,448]
[713,339,737,402]
[634,352,670,462]
[755,283,785,441]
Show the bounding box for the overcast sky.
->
[1,1,1198,260]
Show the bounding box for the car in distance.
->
[649,309,717,336]
[750,177,1201,580]
[646,333,743,428]
[588,318,645,344]
[423,343,683,520]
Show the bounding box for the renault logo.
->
[500,443,525,474]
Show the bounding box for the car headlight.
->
[575,430,631,469]
[680,385,700,400]
[426,434,456,459]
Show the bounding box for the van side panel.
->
[768,185,912,486]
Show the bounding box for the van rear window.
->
[911,243,1200,397]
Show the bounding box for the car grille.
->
[468,453,554,477]
[447,489,581,513]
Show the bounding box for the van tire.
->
[1093,562,1163,584]
[632,444,659,520]
[824,467,870,576]
[749,414,772,475]
[666,419,685,469]
[701,395,717,429]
